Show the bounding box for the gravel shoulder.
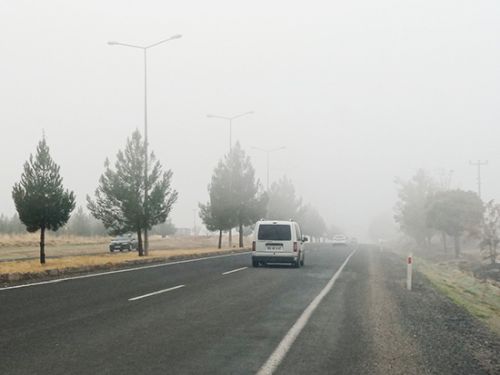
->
[384,249,500,374]
[277,246,500,374]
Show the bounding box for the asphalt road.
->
[1,244,498,374]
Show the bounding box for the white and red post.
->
[407,254,413,291]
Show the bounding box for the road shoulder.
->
[276,247,500,374]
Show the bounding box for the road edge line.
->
[256,249,356,375]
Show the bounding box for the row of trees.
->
[0,207,176,238]
[264,176,328,240]
[199,144,331,248]
[11,131,177,263]
[394,169,498,263]
[10,132,333,262]
[0,208,107,237]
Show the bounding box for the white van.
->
[252,220,307,267]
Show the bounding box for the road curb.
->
[0,248,249,284]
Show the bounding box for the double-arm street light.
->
[108,34,182,256]
[251,146,286,190]
[206,111,253,248]
[207,111,254,151]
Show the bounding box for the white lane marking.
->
[257,250,356,375]
[128,284,185,301]
[222,267,248,275]
[0,252,251,292]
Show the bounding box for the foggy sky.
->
[1,1,499,238]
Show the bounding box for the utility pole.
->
[192,208,197,236]
[469,160,488,200]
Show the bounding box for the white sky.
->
[1,1,499,238]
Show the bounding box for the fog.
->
[1,1,499,239]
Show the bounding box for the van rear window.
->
[258,224,291,241]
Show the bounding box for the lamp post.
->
[251,146,286,190]
[469,160,488,200]
[206,111,254,151]
[206,111,253,247]
[108,34,182,256]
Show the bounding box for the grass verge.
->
[416,256,500,335]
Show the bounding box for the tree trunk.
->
[218,229,222,249]
[441,232,448,253]
[40,226,46,264]
[453,235,461,258]
[239,223,244,248]
[137,229,144,257]
[144,227,148,256]
[228,228,232,248]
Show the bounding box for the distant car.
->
[252,220,307,268]
[332,234,348,245]
[109,234,138,252]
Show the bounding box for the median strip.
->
[257,249,356,375]
[222,267,248,275]
[128,284,185,301]
[0,251,250,291]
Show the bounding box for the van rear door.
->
[256,224,293,253]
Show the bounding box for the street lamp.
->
[206,111,253,248]
[108,34,182,256]
[207,111,254,151]
[251,146,286,190]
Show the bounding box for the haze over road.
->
[1,244,497,374]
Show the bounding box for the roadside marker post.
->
[407,254,413,291]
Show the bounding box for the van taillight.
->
[252,241,256,251]
[293,242,298,252]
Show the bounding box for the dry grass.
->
[0,247,237,276]
[416,257,500,335]
[0,233,230,261]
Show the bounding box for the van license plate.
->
[267,246,282,251]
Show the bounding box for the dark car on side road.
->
[109,234,138,252]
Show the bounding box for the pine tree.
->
[200,143,267,248]
[68,206,92,236]
[267,176,303,220]
[87,130,178,256]
[12,137,76,264]
[227,143,267,247]
[199,159,236,249]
